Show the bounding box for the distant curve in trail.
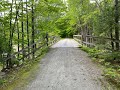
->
[22,39,115,90]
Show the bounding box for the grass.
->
[0,48,49,90]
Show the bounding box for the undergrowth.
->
[0,47,49,90]
[80,45,120,87]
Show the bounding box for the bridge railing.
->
[1,36,59,71]
[73,35,120,49]
[73,35,95,47]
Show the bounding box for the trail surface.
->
[25,39,115,90]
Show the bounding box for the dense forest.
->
[0,0,120,88]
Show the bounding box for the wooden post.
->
[114,0,119,50]
[32,1,35,59]
[46,33,49,46]
[81,35,83,46]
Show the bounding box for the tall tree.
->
[114,0,119,50]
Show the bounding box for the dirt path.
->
[24,39,115,90]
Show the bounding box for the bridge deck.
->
[22,39,115,90]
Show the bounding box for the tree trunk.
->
[7,0,14,69]
[21,0,25,61]
[110,28,114,50]
[26,0,30,59]
[32,1,35,59]
[114,0,119,50]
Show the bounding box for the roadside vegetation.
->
[0,48,48,90]
[80,46,120,87]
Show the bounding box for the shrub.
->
[0,79,6,85]
[104,52,120,62]
[104,68,120,85]
[81,46,101,58]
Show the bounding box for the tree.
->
[0,0,66,70]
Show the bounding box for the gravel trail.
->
[25,39,115,90]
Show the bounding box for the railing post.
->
[46,33,49,46]
[81,35,83,46]
[85,36,87,46]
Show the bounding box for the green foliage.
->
[11,59,19,66]
[81,46,120,87]
[55,17,75,38]
[104,68,120,86]
[104,52,120,62]
[81,46,101,58]
[35,0,66,36]
[0,79,6,85]
[81,45,120,63]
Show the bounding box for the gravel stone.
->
[24,39,116,90]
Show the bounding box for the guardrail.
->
[73,35,120,50]
[1,36,59,71]
[73,35,95,47]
